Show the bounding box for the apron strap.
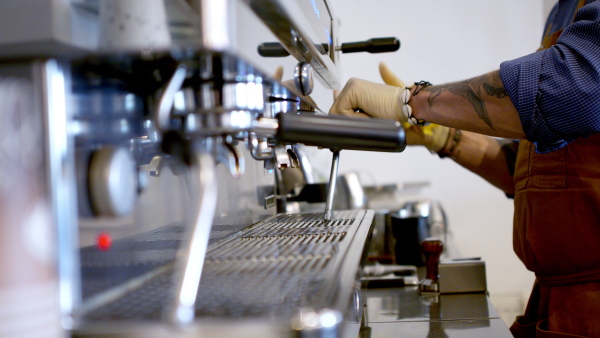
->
[537,268,600,287]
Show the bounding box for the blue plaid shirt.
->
[500,0,600,153]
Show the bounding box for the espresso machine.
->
[0,0,407,337]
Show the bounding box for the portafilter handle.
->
[273,113,406,152]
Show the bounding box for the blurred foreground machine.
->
[0,0,512,337]
[0,0,406,337]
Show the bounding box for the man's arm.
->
[440,130,516,196]
[377,63,517,196]
[329,70,525,140]
[410,70,525,140]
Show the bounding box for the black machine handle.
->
[341,37,400,54]
[258,37,400,57]
[257,42,295,57]
[276,113,406,152]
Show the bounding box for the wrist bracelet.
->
[400,81,432,126]
[438,128,462,159]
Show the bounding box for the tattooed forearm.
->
[423,71,508,131]
[483,83,508,98]
[482,72,508,98]
[424,80,494,130]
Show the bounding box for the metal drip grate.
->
[80,223,186,268]
[82,210,370,323]
[80,223,186,299]
[207,223,250,245]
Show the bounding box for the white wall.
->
[327,0,553,322]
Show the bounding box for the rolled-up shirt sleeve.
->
[500,2,600,153]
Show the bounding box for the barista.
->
[329,1,600,337]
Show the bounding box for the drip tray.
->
[76,210,374,336]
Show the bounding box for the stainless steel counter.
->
[360,287,512,337]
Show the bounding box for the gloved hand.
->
[329,76,407,123]
[402,122,451,153]
[272,65,284,82]
[379,62,450,152]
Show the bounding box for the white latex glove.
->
[379,62,450,152]
[329,77,407,123]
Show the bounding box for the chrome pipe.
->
[168,150,217,326]
[41,60,81,329]
[323,150,340,221]
[155,65,187,133]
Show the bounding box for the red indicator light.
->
[97,232,112,251]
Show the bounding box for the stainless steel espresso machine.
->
[0,1,406,337]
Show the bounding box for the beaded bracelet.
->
[437,128,462,159]
[400,81,432,126]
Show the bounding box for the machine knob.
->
[88,146,138,217]
[294,61,314,96]
[419,238,444,294]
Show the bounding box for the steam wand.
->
[323,149,341,221]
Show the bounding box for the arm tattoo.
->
[423,71,508,130]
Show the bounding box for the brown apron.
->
[510,137,600,337]
[508,2,600,336]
